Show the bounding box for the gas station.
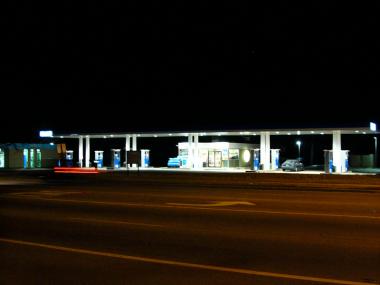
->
[41,123,379,174]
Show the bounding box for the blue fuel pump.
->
[94,150,104,168]
[140,149,150,168]
[329,159,333,173]
[253,149,260,171]
[111,149,121,168]
[66,150,73,167]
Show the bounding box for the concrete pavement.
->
[1,175,380,284]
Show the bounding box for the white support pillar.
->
[260,133,265,169]
[125,135,131,167]
[85,136,90,168]
[132,135,137,151]
[187,134,193,168]
[332,130,342,173]
[132,135,137,167]
[194,133,199,169]
[260,132,271,170]
[78,136,83,168]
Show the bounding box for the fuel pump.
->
[94,150,104,168]
[111,149,121,168]
[341,150,349,172]
[140,149,150,168]
[271,149,280,170]
[253,149,260,171]
[66,150,73,167]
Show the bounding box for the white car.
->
[281,159,304,172]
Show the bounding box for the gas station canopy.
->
[51,125,378,139]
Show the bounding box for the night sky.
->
[1,2,379,143]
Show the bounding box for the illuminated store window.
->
[222,149,229,160]
[30,149,35,168]
[179,149,188,157]
[36,149,42,168]
[228,149,239,160]
[23,149,29,168]
[200,149,208,166]
[0,148,4,168]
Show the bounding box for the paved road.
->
[0,173,380,284]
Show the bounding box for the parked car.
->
[281,159,304,172]
[167,157,181,168]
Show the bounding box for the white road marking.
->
[4,196,380,220]
[0,238,374,285]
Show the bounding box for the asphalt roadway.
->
[0,171,380,285]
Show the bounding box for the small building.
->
[0,143,58,169]
[177,142,259,169]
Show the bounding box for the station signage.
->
[39,130,53,137]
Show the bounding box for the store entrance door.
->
[208,151,222,168]
[214,151,222,167]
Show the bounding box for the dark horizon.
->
[2,2,379,142]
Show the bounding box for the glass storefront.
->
[207,150,222,168]
[229,149,239,160]
[36,149,42,168]
[200,149,208,167]
[23,149,29,168]
[177,142,255,169]
[30,149,35,168]
[0,148,4,168]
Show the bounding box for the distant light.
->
[370,122,377,131]
[243,150,251,162]
[297,130,301,135]
[39,130,53,137]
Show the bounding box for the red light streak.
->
[54,167,99,174]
